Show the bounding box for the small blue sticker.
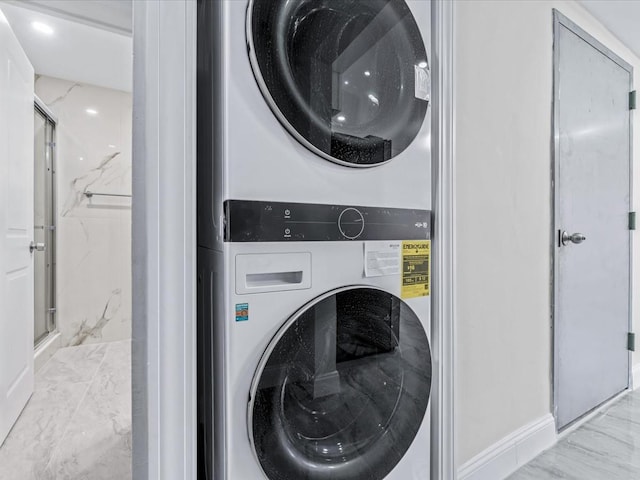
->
[235,303,249,322]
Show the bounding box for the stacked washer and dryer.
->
[197,1,433,479]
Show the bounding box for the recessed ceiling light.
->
[31,21,54,35]
[85,108,98,116]
[108,144,116,148]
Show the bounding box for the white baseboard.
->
[632,363,640,390]
[458,414,557,480]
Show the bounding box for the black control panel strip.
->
[224,200,431,242]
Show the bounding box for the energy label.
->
[401,240,431,299]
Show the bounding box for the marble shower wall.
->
[35,75,132,347]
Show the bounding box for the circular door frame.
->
[246,284,431,480]
[245,0,429,169]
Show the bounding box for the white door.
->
[554,12,632,430]
[0,9,35,445]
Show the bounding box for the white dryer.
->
[198,0,432,238]
[197,1,434,478]
[197,200,433,480]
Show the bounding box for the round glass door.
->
[249,287,432,480]
[248,0,430,167]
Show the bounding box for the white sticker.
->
[414,64,431,102]
[364,241,401,277]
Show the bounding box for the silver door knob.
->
[29,241,46,253]
[561,231,586,246]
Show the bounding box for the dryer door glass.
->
[249,0,429,166]
[249,287,432,480]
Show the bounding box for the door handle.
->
[29,241,46,253]
[561,231,586,246]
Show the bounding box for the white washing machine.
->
[197,0,432,250]
[198,200,432,480]
[197,1,434,478]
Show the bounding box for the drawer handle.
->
[246,271,303,287]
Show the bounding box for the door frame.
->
[33,95,57,346]
[132,1,198,479]
[431,0,456,478]
[551,9,634,430]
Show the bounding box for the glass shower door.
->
[33,104,56,346]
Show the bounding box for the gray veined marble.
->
[35,76,82,108]
[35,75,132,352]
[67,289,123,346]
[61,152,122,217]
[35,342,108,387]
[0,341,131,480]
[509,389,640,480]
[0,381,88,479]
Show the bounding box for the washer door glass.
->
[249,0,430,166]
[249,287,432,480]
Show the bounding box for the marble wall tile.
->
[35,76,132,348]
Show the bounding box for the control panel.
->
[224,200,430,242]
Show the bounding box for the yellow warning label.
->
[401,240,431,299]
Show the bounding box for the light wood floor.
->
[509,389,640,479]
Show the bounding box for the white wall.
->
[455,0,640,468]
[35,75,132,348]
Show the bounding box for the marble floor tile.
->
[44,343,132,479]
[0,382,89,480]
[101,340,131,374]
[509,389,640,480]
[36,343,108,387]
[0,341,131,480]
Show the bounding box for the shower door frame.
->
[34,96,57,347]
